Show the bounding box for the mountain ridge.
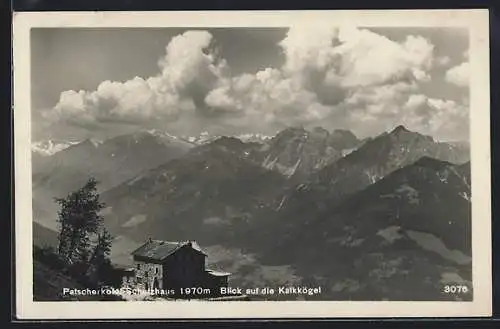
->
[276,124,470,217]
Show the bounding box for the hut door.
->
[153,277,159,289]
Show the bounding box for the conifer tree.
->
[55,177,104,263]
[89,229,113,266]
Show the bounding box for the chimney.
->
[186,240,192,247]
[148,237,152,243]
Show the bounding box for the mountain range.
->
[32,125,471,300]
[32,130,193,229]
[272,125,469,225]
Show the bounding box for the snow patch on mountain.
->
[146,129,179,140]
[236,133,273,143]
[89,139,103,147]
[183,131,216,145]
[363,170,381,184]
[341,148,357,157]
[32,140,80,156]
[184,132,273,145]
[459,191,470,201]
[262,155,301,177]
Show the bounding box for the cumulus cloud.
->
[445,62,469,87]
[279,25,434,87]
[47,31,228,127]
[435,55,451,67]
[402,94,469,140]
[205,26,439,135]
[45,25,469,141]
[205,68,330,130]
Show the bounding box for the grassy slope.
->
[33,259,102,301]
[33,246,124,301]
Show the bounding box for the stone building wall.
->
[132,260,163,290]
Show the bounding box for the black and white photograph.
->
[14,10,491,319]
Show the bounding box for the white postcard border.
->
[13,9,491,319]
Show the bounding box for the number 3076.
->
[443,285,469,293]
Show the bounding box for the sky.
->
[31,26,469,142]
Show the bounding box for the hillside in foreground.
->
[33,245,125,302]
